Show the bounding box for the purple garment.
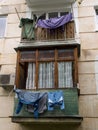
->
[37,13,72,29]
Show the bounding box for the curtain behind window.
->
[26,62,73,89]
[26,63,35,89]
[38,62,54,88]
[58,62,73,88]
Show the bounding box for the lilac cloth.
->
[37,13,72,29]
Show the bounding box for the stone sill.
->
[15,40,80,57]
[0,84,14,90]
[11,115,83,124]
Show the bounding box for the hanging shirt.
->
[15,89,47,118]
[19,16,36,40]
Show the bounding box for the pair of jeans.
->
[48,90,65,111]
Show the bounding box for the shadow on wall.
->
[20,124,81,130]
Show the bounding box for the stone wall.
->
[0,0,98,130]
[78,0,98,130]
[0,0,26,129]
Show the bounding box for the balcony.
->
[21,21,75,42]
[11,88,83,124]
[35,21,75,41]
[25,0,76,7]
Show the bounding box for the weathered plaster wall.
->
[0,0,98,130]
[78,0,98,130]
[0,0,26,129]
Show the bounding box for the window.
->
[48,12,70,19]
[95,9,98,22]
[94,7,98,30]
[48,12,58,19]
[37,11,70,20]
[60,12,69,16]
[15,46,78,90]
[0,16,7,38]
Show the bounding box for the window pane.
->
[48,12,58,19]
[58,49,74,60]
[26,63,35,89]
[38,50,54,60]
[96,9,98,15]
[20,51,36,61]
[38,62,54,88]
[60,12,69,16]
[37,13,46,20]
[0,16,6,37]
[58,62,73,88]
[96,9,98,24]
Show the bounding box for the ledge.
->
[26,0,75,7]
[11,115,83,124]
[15,40,80,57]
[19,39,79,47]
[0,84,14,89]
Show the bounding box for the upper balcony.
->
[20,13,75,42]
[35,21,75,41]
[21,22,75,42]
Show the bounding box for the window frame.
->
[45,11,70,20]
[31,7,72,20]
[94,6,98,31]
[15,45,78,90]
[0,15,7,38]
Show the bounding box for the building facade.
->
[0,0,98,130]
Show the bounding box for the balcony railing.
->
[21,21,75,42]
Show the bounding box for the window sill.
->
[95,29,98,32]
[0,36,6,39]
[94,26,98,32]
[0,84,14,90]
[11,115,83,124]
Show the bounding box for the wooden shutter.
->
[66,21,75,39]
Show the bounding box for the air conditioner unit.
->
[0,74,15,89]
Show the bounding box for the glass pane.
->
[37,13,46,20]
[20,51,36,61]
[38,50,54,60]
[58,62,73,88]
[48,12,58,19]
[0,16,6,37]
[96,15,98,24]
[38,62,54,88]
[58,49,74,59]
[96,9,98,15]
[26,63,35,89]
[60,12,69,16]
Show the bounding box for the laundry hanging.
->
[14,89,47,118]
[37,13,72,29]
[19,15,37,40]
[48,90,65,111]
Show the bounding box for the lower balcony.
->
[11,88,83,124]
